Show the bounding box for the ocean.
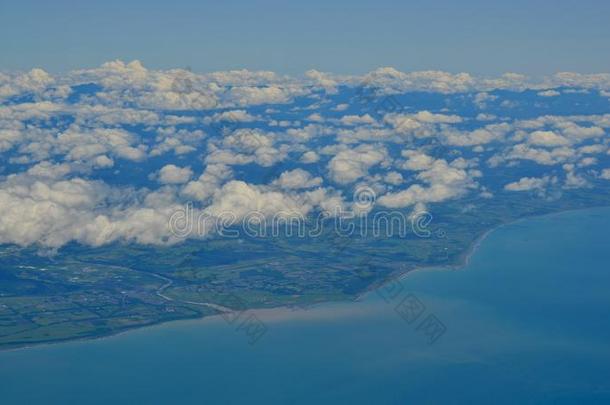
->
[1,207,610,404]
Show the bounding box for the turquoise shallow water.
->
[1,207,610,404]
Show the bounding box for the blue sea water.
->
[1,207,610,404]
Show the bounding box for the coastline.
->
[354,220,497,302]
[355,204,610,300]
[2,205,609,354]
[0,313,207,354]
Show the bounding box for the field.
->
[1,184,610,350]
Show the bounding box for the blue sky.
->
[1,0,609,75]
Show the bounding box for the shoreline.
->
[354,218,497,302]
[356,204,608,300]
[2,205,609,354]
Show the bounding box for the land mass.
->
[1,185,610,351]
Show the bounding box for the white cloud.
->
[537,90,560,97]
[157,165,193,185]
[0,171,190,248]
[411,111,463,124]
[443,123,510,146]
[203,180,342,222]
[226,86,304,106]
[383,111,462,139]
[182,164,233,201]
[3,61,610,249]
[204,110,259,124]
[401,150,435,171]
[473,92,498,109]
[378,159,477,208]
[564,171,588,189]
[506,144,576,165]
[150,128,205,157]
[272,169,322,189]
[504,176,555,192]
[305,70,338,94]
[528,130,570,147]
[300,151,320,164]
[338,114,376,126]
[476,113,497,121]
[205,128,288,167]
[93,155,114,169]
[327,144,389,184]
[26,161,74,179]
[579,144,606,155]
[306,113,324,122]
[0,68,54,101]
[560,124,604,140]
[383,171,403,185]
[578,157,597,167]
[361,68,477,94]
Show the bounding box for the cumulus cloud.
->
[528,130,570,147]
[473,92,498,109]
[300,151,320,163]
[327,144,390,184]
[537,90,560,97]
[564,170,588,189]
[2,122,148,166]
[338,114,376,126]
[504,176,556,192]
[2,61,610,249]
[0,171,188,248]
[203,180,344,222]
[443,123,510,146]
[360,68,477,94]
[0,68,54,101]
[226,85,306,106]
[378,158,478,208]
[401,150,435,171]
[505,144,576,165]
[205,128,288,167]
[383,110,462,139]
[305,70,339,94]
[150,128,205,157]
[272,169,323,189]
[181,164,233,202]
[157,165,193,185]
[383,171,403,185]
[204,110,259,124]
